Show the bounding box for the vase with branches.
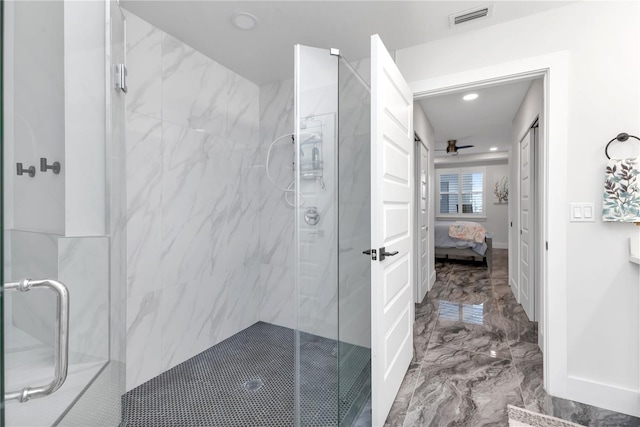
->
[494,176,509,203]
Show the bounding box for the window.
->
[437,167,485,217]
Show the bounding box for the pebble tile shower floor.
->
[123,322,370,426]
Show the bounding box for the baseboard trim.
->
[566,375,640,418]
[493,242,508,249]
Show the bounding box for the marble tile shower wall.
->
[259,76,340,340]
[337,58,371,348]
[258,80,297,330]
[124,12,261,390]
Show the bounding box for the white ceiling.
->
[419,79,538,157]
[121,1,562,157]
[121,1,574,86]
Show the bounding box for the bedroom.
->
[415,77,542,306]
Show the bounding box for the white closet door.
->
[520,127,535,320]
[418,143,429,301]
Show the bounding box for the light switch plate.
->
[570,203,596,222]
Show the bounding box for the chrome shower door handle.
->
[4,278,70,402]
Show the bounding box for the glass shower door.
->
[1,1,126,425]
[294,44,372,426]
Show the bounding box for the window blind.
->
[438,169,484,215]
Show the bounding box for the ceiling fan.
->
[436,139,475,156]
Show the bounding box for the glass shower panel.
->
[294,44,340,426]
[294,44,372,426]
[2,1,126,425]
[337,56,371,426]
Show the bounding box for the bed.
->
[434,221,493,271]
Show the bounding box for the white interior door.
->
[520,127,535,320]
[417,142,429,302]
[370,34,414,426]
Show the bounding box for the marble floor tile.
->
[390,248,640,427]
[497,312,538,344]
[445,282,492,305]
[426,280,450,301]
[549,396,640,427]
[414,300,439,361]
[404,347,523,427]
[415,296,439,322]
[510,341,546,413]
[492,282,514,300]
[428,319,512,360]
[450,269,491,285]
[384,362,421,427]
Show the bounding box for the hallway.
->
[385,250,640,426]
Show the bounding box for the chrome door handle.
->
[4,278,70,402]
[379,247,399,261]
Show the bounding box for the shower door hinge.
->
[115,64,128,93]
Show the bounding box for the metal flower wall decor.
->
[493,176,509,204]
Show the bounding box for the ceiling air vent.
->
[449,5,494,28]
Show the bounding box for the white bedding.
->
[434,221,488,256]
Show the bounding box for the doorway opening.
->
[400,71,550,424]
[414,75,545,327]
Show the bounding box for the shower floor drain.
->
[243,379,264,391]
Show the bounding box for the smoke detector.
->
[449,4,494,28]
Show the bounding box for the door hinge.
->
[546,241,548,250]
[115,64,127,93]
[510,222,513,227]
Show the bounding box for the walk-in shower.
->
[124,44,372,426]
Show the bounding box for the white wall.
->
[124,12,261,390]
[396,1,640,417]
[413,102,436,293]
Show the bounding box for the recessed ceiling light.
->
[231,12,258,31]
[489,147,498,151]
[463,93,478,101]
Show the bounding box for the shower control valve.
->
[304,207,320,226]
